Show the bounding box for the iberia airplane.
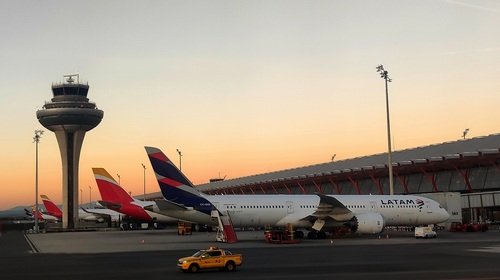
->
[145,146,450,238]
[25,206,59,222]
[92,168,178,223]
[40,194,123,222]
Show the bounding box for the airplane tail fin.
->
[31,206,44,220]
[145,146,213,215]
[92,168,134,205]
[40,195,63,218]
[24,208,34,218]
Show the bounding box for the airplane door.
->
[286,201,294,214]
[370,201,377,212]
[426,204,433,213]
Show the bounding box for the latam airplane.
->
[40,195,123,222]
[145,146,450,238]
[92,168,178,224]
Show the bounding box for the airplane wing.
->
[80,207,113,221]
[130,200,155,208]
[306,194,354,221]
[154,199,189,211]
[98,200,122,211]
[288,194,355,231]
[315,194,352,214]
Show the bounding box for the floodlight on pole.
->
[33,129,44,233]
[376,64,394,195]
[176,149,183,171]
[117,174,121,185]
[141,163,146,201]
[463,128,469,139]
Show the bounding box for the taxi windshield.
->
[192,250,205,257]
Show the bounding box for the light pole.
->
[80,189,82,207]
[88,185,92,209]
[117,174,121,185]
[376,64,394,195]
[176,149,183,171]
[33,129,44,233]
[141,163,146,201]
[462,128,469,139]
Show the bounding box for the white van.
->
[415,226,437,239]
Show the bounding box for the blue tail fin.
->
[145,146,213,215]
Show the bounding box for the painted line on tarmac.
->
[24,234,41,253]
[467,245,500,254]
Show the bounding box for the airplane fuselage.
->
[155,194,450,232]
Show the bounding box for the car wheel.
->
[189,264,199,273]
[225,262,235,272]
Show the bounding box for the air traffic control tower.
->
[36,74,103,229]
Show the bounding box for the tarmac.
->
[24,227,500,254]
[3,227,500,280]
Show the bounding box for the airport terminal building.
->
[147,134,500,225]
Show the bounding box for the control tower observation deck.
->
[36,75,103,229]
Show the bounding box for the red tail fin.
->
[92,168,134,204]
[40,195,63,219]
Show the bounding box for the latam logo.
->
[380,199,425,209]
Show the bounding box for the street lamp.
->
[176,149,183,171]
[33,129,44,233]
[88,185,92,209]
[117,174,121,185]
[462,128,469,139]
[80,189,82,207]
[376,64,394,195]
[141,163,146,201]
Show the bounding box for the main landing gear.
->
[307,230,327,239]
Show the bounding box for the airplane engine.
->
[348,213,386,234]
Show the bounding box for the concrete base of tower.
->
[54,130,87,229]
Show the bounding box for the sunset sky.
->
[1,0,499,210]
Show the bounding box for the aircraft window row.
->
[299,205,317,208]
[347,205,366,209]
[224,205,285,209]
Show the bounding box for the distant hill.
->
[0,206,30,219]
[0,203,95,220]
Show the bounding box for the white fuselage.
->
[163,194,450,230]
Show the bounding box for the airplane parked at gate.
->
[92,168,178,224]
[24,206,59,222]
[145,146,450,239]
[40,195,123,222]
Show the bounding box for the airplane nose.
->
[442,209,450,221]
